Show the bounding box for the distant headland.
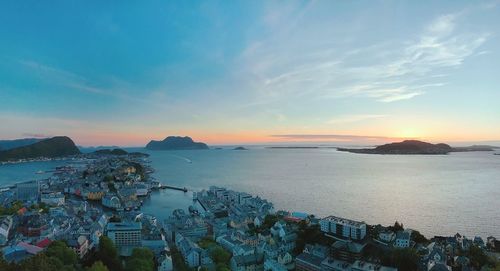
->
[337,140,495,155]
[0,136,81,161]
[145,136,209,150]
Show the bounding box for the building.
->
[105,222,142,256]
[41,192,65,206]
[331,240,366,263]
[296,252,324,271]
[320,216,366,240]
[0,216,13,245]
[102,195,122,210]
[394,231,410,248]
[378,231,395,243]
[16,181,40,202]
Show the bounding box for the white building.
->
[105,222,142,256]
[320,216,367,240]
[378,231,395,243]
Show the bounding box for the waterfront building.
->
[16,181,40,202]
[320,216,367,240]
[105,222,142,256]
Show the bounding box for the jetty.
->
[159,184,188,193]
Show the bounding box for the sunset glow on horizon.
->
[1,1,499,146]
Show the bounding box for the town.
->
[0,153,499,271]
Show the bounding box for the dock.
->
[159,184,188,193]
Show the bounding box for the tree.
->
[97,236,123,271]
[411,230,428,244]
[87,261,109,271]
[211,246,231,265]
[125,248,155,271]
[381,248,419,271]
[45,240,78,266]
[467,245,491,269]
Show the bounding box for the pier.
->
[159,184,188,193]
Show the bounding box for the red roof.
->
[17,207,28,215]
[36,238,52,248]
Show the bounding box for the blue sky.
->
[0,1,499,146]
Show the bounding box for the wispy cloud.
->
[240,9,489,104]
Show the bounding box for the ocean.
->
[1,147,499,238]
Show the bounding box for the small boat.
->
[36,170,44,174]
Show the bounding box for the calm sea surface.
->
[1,148,499,238]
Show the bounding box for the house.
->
[67,235,90,258]
[394,231,410,248]
[378,231,395,243]
[175,233,213,268]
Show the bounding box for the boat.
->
[36,170,44,174]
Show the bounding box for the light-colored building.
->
[320,216,366,240]
[41,192,65,206]
[16,181,40,202]
[0,216,13,245]
[105,222,142,256]
[378,231,395,243]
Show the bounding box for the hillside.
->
[145,136,209,150]
[0,138,43,151]
[0,136,81,161]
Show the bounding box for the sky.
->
[0,1,499,146]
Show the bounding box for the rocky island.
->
[0,136,81,161]
[233,146,248,150]
[337,140,454,155]
[145,136,209,150]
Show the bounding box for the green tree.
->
[45,240,78,266]
[211,246,231,265]
[467,245,491,269]
[125,248,155,271]
[97,236,123,271]
[87,261,109,271]
[411,230,428,244]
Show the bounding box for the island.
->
[233,146,248,150]
[0,136,81,161]
[337,140,496,155]
[338,140,452,155]
[145,136,209,150]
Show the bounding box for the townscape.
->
[0,153,499,271]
